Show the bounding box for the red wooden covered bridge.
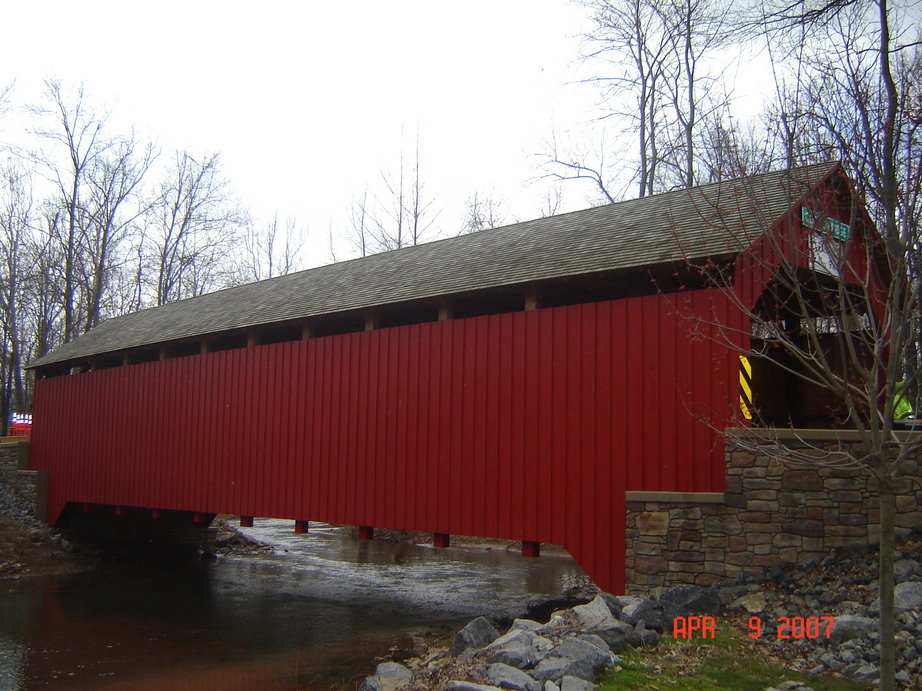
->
[27,162,879,593]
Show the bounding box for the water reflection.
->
[0,522,587,689]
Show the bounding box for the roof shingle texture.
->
[32,163,835,367]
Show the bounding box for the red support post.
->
[294,520,309,534]
[82,503,92,513]
[114,506,126,516]
[433,532,450,548]
[358,526,374,541]
[239,515,254,528]
[192,512,206,523]
[151,509,162,519]
[521,540,540,558]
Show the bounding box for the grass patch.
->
[596,620,867,690]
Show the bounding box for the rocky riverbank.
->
[748,532,922,686]
[358,531,922,690]
[0,481,91,578]
[0,479,265,578]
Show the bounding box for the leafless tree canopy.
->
[545,0,731,201]
[605,1,919,686]
[0,81,305,424]
[344,134,439,256]
[540,0,919,684]
[461,191,507,234]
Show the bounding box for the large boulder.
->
[477,629,551,669]
[486,663,541,691]
[571,595,618,631]
[575,634,610,653]
[452,616,501,656]
[894,581,922,613]
[552,637,615,672]
[594,621,638,653]
[598,593,624,620]
[511,618,543,632]
[560,677,595,691]
[488,641,540,669]
[894,558,921,582]
[375,661,413,689]
[729,592,766,614]
[358,676,383,691]
[530,656,595,683]
[633,620,659,647]
[830,615,877,644]
[620,597,668,631]
[609,595,643,609]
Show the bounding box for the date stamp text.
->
[672,616,836,640]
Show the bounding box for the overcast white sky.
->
[1,0,766,267]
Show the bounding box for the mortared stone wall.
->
[624,430,922,594]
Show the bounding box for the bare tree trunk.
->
[682,0,696,187]
[879,474,896,690]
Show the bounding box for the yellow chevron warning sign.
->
[739,355,753,420]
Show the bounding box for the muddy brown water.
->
[0,520,588,689]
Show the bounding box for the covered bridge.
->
[27,162,879,593]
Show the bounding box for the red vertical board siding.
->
[29,289,738,595]
[533,310,552,542]
[508,313,526,538]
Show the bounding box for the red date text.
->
[748,616,835,639]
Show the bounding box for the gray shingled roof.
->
[31,162,837,367]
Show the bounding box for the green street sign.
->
[802,207,850,241]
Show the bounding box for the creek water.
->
[0,520,588,690]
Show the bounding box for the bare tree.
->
[551,0,728,199]
[231,215,305,283]
[0,81,268,411]
[539,127,623,203]
[539,184,564,218]
[80,137,155,329]
[461,190,506,233]
[346,134,439,256]
[581,0,673,196]
[0,81,13,129]
[30,80,113,342]
[0,162,34,432]
[697,104,783,181]
[369,136,437,251]
[347,189,372,258]
[26,215,64,362]
[659,0,732,187]
[707,3,922,687]
[145,151,245,305]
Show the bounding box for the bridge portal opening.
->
[748,275,875,428]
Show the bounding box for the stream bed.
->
[0,519,588,690]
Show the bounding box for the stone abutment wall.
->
[0,442,47,521]
[624,429,922,594]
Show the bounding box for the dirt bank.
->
[0,477,94,578]
[0,516,92,578]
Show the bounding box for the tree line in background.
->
[549,0,920,224]
[0,80,306,421]
[1,6,918,391]
[0,81,541,422]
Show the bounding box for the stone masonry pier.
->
[624,429,922,593]
[0,441,47,521]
